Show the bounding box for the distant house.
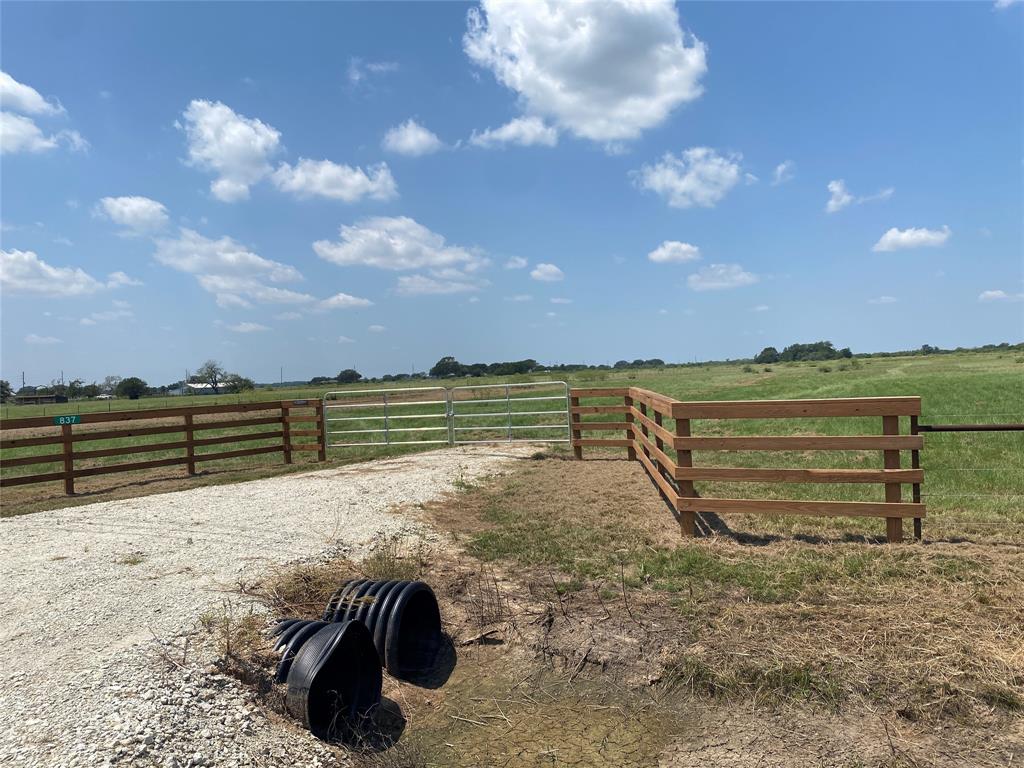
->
[168,382,219,396]
[14,393,68,405]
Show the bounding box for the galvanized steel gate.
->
[323,381,569,450]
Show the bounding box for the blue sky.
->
[1,1,1021,386]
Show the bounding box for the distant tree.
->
[309,375,334,386]
[101,375,122,394]
[430,357,464,377]
[16,385,36,396]
[0,380,11,403]
[778,341,843,363]
[613,360,630,369]
[755,347,781,364]
[66,379,84,399]
[222,374,255,393]
[81,383,101,398]
[115,377,148,400]
[195,360,226,393]
[644,359,665,367]
[336,369,362,384]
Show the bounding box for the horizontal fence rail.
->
[570,387,925,543]
[0,399,325,495]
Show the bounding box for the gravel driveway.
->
[0,446,531,768]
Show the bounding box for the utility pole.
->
[280,366,283,386]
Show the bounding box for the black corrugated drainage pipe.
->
[323,579,443,681]
[271,619,382,741]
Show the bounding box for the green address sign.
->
[53,415,81,426]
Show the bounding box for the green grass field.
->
[2,350,1021,530]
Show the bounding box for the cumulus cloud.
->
[95,196,169,234]
[368,324,386,332]
[868,296,898,304]
[0,71,64,115]
[382,119,444,156]
[872,225,951,252]
[751,304,770,312]
[634,148,743,209]
[978,289,1023,302]
[314,216,488,278]
[550,297,572,304]
[338,335,355,343]
[686,263,759,291]
[470,116,557,148]
[505,294,533,302]
[272,159,397,202]
[178,100,281,202]
[25,333,62,344]
[318,292,374,310]
[648,241,700,264]
[530,262,564,282]
[826,179,894,213]
[0,249,138,297]
[463,0,706,143]
[81,304,133,325]
[227,322,269,333]
[0,72,87,155]
[772,160,795,186]
[0,112,86,155]
[504,256,528,270]
[154,228,314,307]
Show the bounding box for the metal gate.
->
[449,381,570,445]
[322,381,570,450]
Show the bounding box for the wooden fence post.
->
[62,423,75,495]
[882,414,903,543]
[282,403,292,464]
[624,394,636,461]
[184,414,197,475]
[316,400,327,462]
[570,395,582,459]
[910,415,922,540]
[638,403,652,462]
[674,416,696,536]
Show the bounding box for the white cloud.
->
[368,324,386,332]
[154,228,313,306]
[314,216,487,274]
[382,119,444,156]
[751,304,771,312]
[227,322,269,333]
[872,225,951,252]
[505,294,533,302]
[470,116,557,148]
[396,275,483,295]
[275,311,303,320]
[634,148,743,209]
[179,100,281,202]
[338,335,355,344]
[464,0,706,143]
[687,263,759,291]
[0,249,138,297]
[347,58,398,87]
[105,271,143,288]
[826,179,894,213]
[772,160,795,186]
[272,159,397,202]
[468,296,480,304]
[25,333,61,345]
[545,311,557,318]
[504,256,528,269]
[868,296,898,305]
[978,289,1024,302]
[550,297,572,304]
[0,71,64,115]
[318,292,374,310]
[80,305,133,325]
[95,196,169,234]
[994,0,1020,8]
[530,262,564,282]
[648,240,700,264]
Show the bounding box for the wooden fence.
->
[570,387,924,543]
[0,399,326,495]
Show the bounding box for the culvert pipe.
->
[323,579,443,680]
[270,619,382,741]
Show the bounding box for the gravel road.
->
[0,446,531,768]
